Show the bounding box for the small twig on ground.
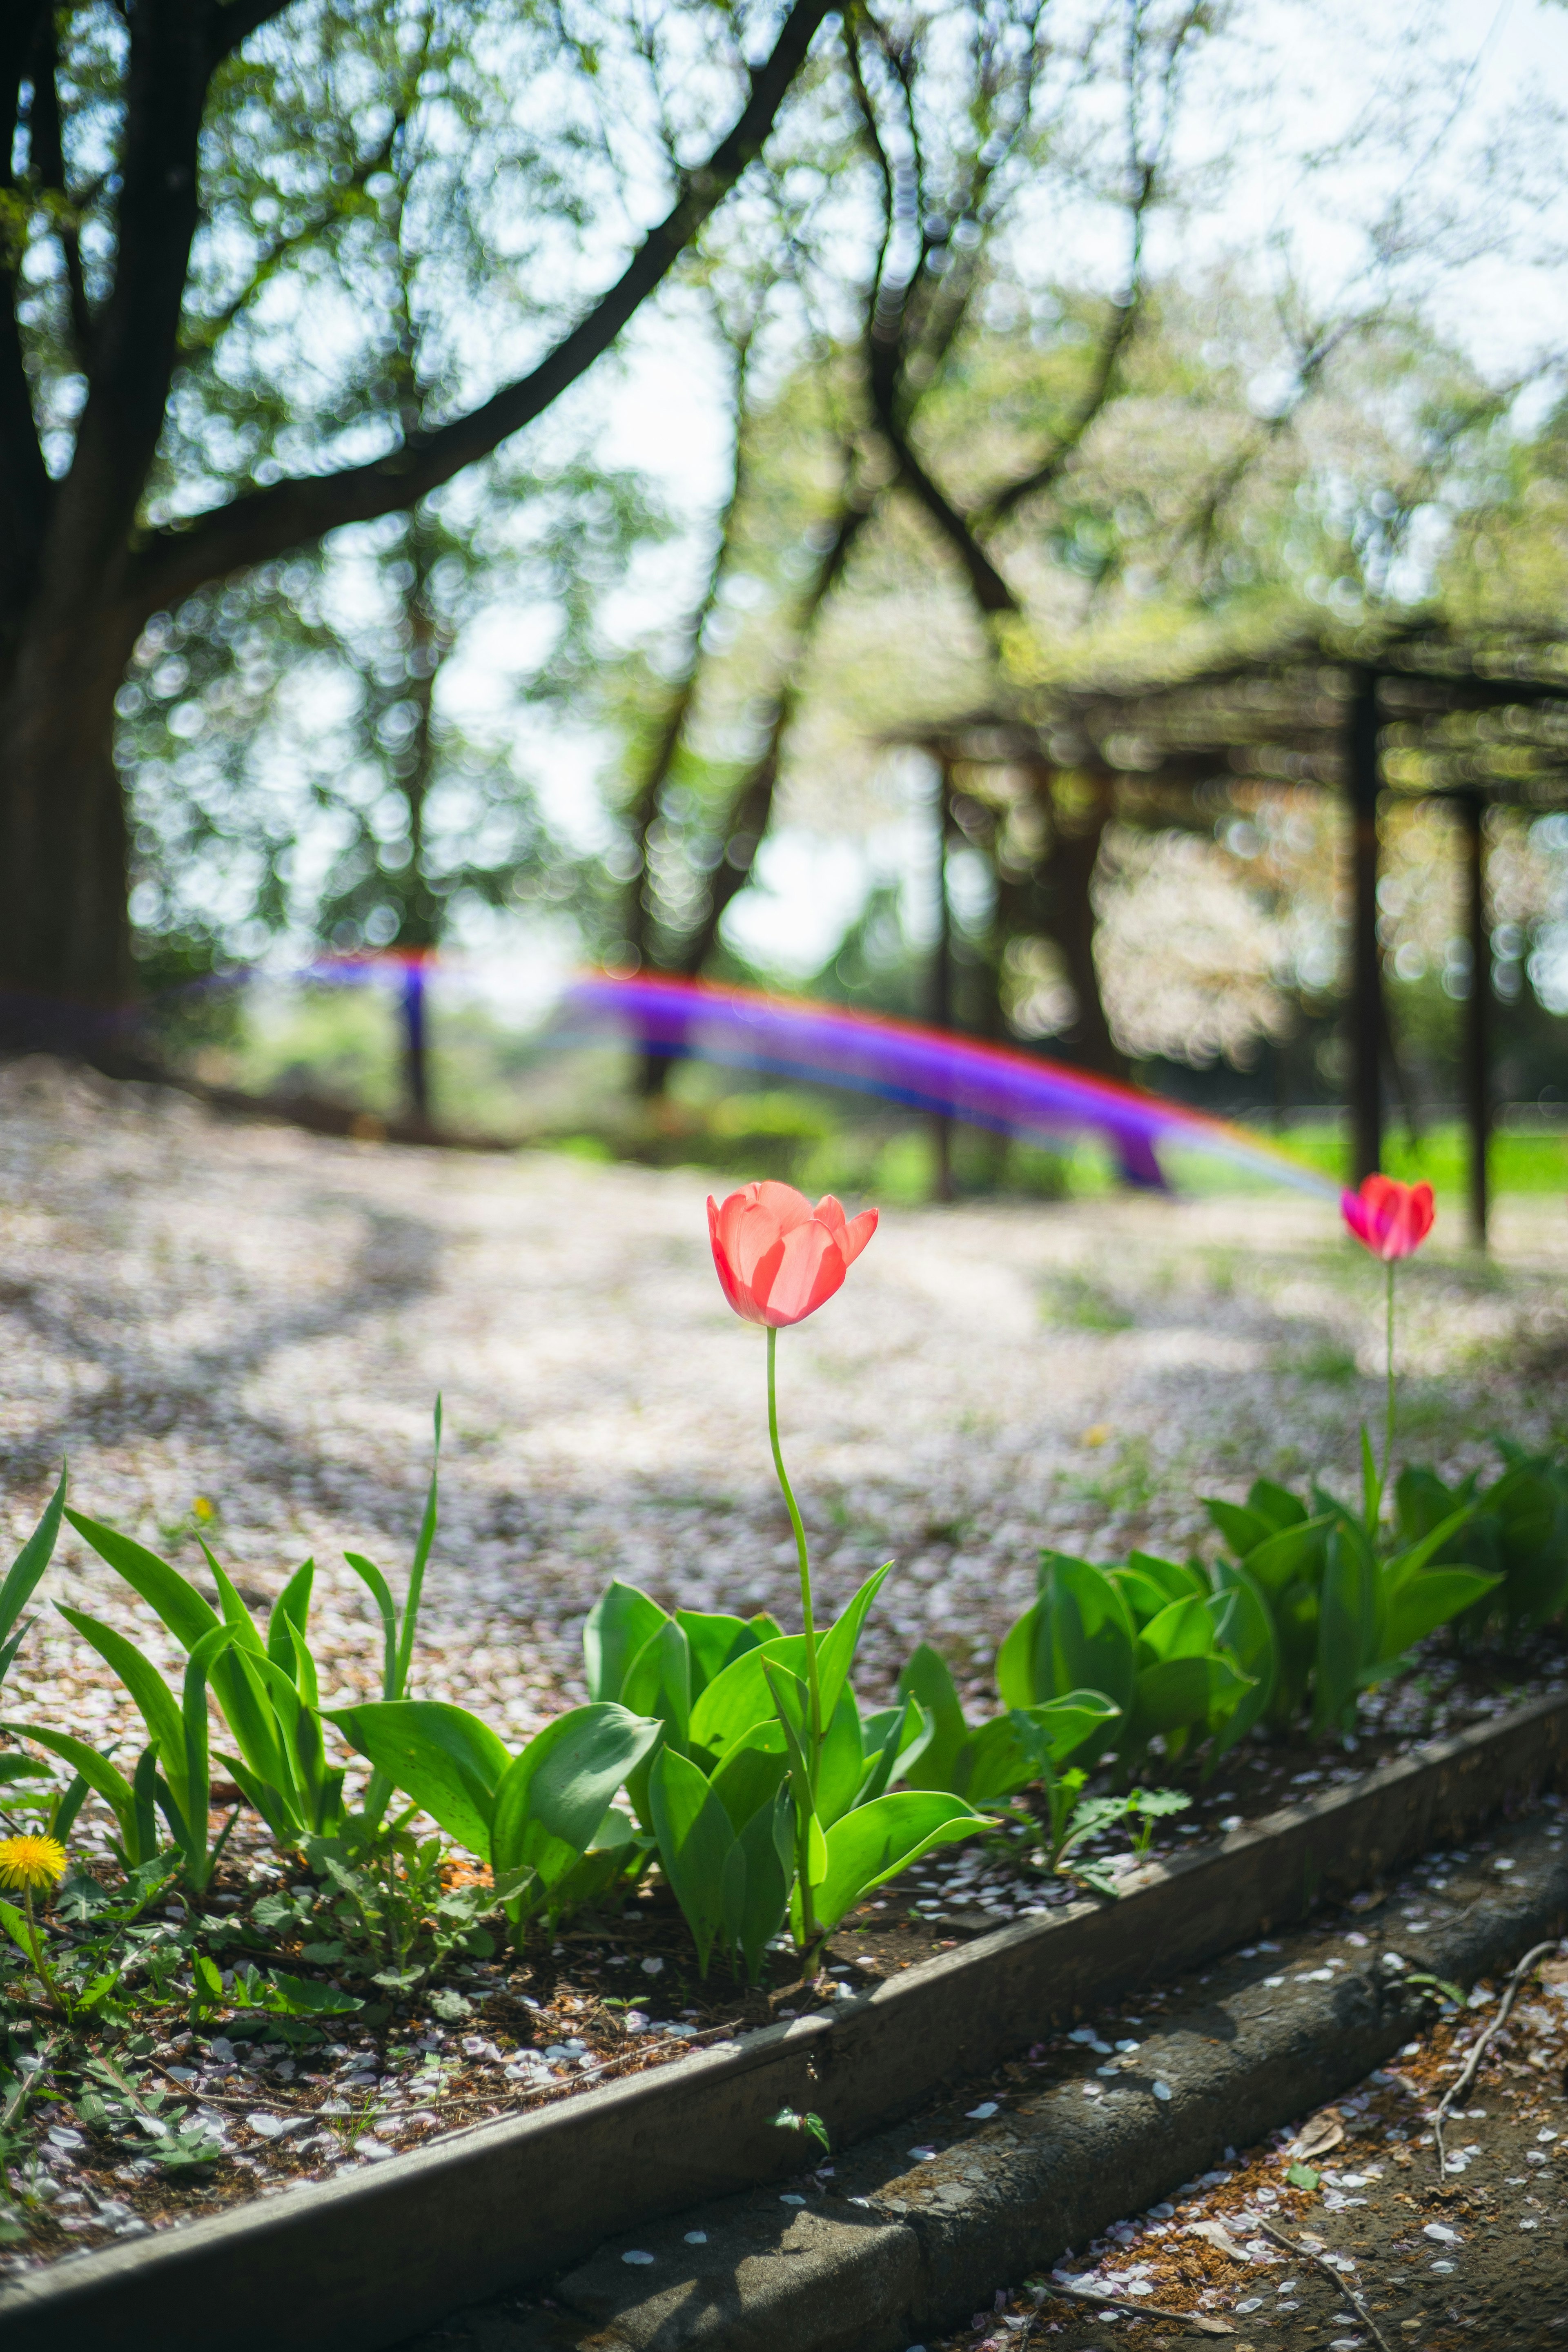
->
[142,2056,310,2116]
[1254,2215,1396,2352]
[1039,2277,1232,2328]
[1432,1937,1558,2177]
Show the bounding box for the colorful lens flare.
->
[566,973,1333,1197]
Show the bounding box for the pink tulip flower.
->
[707,1180,878,1329]
[1341,1174,1436,1261]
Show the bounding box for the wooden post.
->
[1463,791,1490,1248]
[932,761,954,1203]
[1347,668,1383,1185]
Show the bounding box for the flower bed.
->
[0,1135,1564,2295]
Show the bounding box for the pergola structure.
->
[900,623,1568,1241]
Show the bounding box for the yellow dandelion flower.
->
[192,1497,215,1523]
[0,1835,68,1894]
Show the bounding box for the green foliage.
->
[327,1697,661,1945]
[1395,1441,1568,1634]
[1040,1785,1193,1898]
[586,1568,964,1966]
[895,1642,1120,1806]
[61,1402,446,1852]
[0,1468,66,1694]
[797,1790,984,1941]
[1204,1475,1501,1736]
[997,1551,1253,1772]
[33,1606,240,1893]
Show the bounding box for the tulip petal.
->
[761,1221,844,1326]
[840,1207,878,1264]
[751,1181,814,1233]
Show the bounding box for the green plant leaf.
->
[675,1610,763,1700]
[815,1561,894,1726]
[763,1659,816,1798]
[1135,1594,1219,1666]
[1203,1569,1278,1764]
[1016,1556,1137,1717]
[0,1464,66,1651]
[583,1581,669,1704]
[1314,1524,1376,1735]
[732,1787,794,1981]
[64,1510,219,1649]
[688,1634,808,1764]
[56,1604,187,1805]
[1382,1503,1480,1590]
[815,1687,866,1827]
[1202,1497,1276,1560]
[708,1729,789,1833]
[262,1971,363,2018]
[808,1790,983,1937]
[343,1552,398,1698]
[200,1546,266,1657]
[1361,1423,1382,1535]
[1109,1563,1183,1627]
[491,1702,663,1899]
[620,1619,692,1753]
[215,1750,303,1846]
[894,1644,967,1790]
[855,1697,931,1806]
[0,1722,137,1846]
[1246,1479,1308,1533]
[267,1558,316,1674]
[393,1395,442,1699]
[1236,1515,1333,1597]
[647,1746,735,1977]
[326,1699,510,1859]
[1128,1653,1252,1745]
[1381,1568,1501,1656]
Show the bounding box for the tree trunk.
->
[1031,766,1125,1081]
[0,611,137,1043]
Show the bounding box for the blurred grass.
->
[1265,1117,1568,1196]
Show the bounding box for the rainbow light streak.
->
[567,973,1335,1198]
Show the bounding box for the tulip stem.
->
[767,1325,822,1948]
[767,1327,820,1709]
[1384,1257,1396,1516]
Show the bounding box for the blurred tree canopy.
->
[0,0,834,1023]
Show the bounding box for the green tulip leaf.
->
[807,1791,983,1937]
[327,1699,510,1860]
[583,1581,669,1705]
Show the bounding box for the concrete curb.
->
[440,1813,1568,2352]
[1,1691,1563,2352]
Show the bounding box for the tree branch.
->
[677,492,871,974]
[626,328,755,965]
[126,0,835,617]
[843,13,1017,617]
[26,9,94,362]
[205,0,300,69]
[870,385,1019,614]
[982,284,1139,525]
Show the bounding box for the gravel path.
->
[2,1057,1564,1743]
